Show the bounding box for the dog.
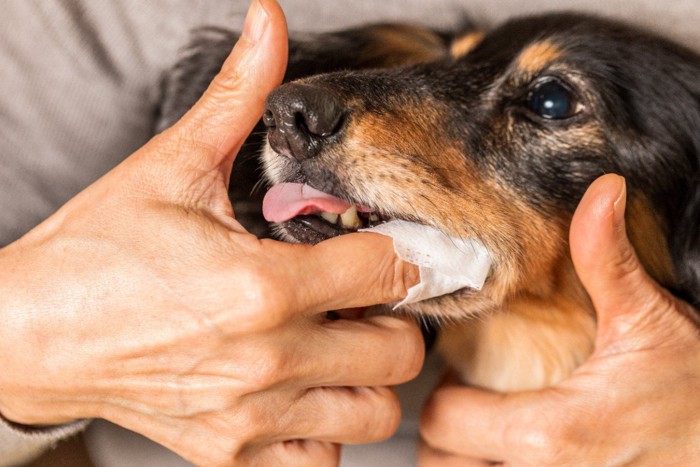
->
[157,13,700,392]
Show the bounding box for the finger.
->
[290,314,424,387]
[568,174,676,346]
[420,381,545,461]
[165,0,288,172]
[98,405,230,467]
[240,440,340,467]
[102,397,341,467]
[418,439,495,467]
[264,233,420,314]
[277,386,403,445]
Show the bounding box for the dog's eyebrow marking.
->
[516,41,563,73]
[450,32,485,58]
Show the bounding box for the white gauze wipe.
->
[360,220,492,308]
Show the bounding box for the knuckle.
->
[504,418,569,466]
[393,335,425,382]
[613,240,640,278]
[366,315,425,383]
[198,54,256,121]
[230,264,291,330]
[208,72,246,102]
[192,442,240,467]
[380,256,419,303]
[307,442,341,467]
[276,440,340,467]
[210,452,235,467]
[394,319,426,380]
[175,419,248,466]
[419,391,449,448]
[363,387,402,441]
[248,440,339,467]
[214,50,255,97]
[249,347,291,389]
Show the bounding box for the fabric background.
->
[1,1,698,465]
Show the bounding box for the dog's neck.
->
[437,257,596,392]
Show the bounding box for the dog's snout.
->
[263,83,345,161]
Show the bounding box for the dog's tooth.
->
[320,212,339,224]
[369,213,380,222]
[340,206,361,229]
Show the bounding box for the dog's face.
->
[262,13,700,320]
[156,12,700,390]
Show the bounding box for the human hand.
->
[419,174,700,466]
[0,1,423,465]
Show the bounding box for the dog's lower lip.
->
[299,215,345,233]
[284,216,344,244]
[283,210,389,244]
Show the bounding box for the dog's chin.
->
[271,199,391,244]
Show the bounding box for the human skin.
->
[0,1,424,465]
[419,174,700,466]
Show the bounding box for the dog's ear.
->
[284,23,450,81]
[155,23,451,131]
[155,27,240,133]
[449,17,485,60]
[676,185,700,310]
[653,54,700,310]
[608,34,700,311]
[670,72,700,310]
[449,32,485,58]
[667,57,700,310]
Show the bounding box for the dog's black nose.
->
[263,83,345,161]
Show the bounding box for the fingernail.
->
[242,0,269,43]
[613,175,627,226]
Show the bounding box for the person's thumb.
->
[161,0,288,173]
[569,174,676,350]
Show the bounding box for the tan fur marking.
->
[450,32,485,58]
[517,41,563,73]
[439,295,595,391]
[627,195,677,287]
[368,25,446,66]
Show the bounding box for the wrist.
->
[0,242,33,423]
[0,239,93,426]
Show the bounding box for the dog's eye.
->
[528,79,579,120]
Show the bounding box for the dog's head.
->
[261,13,700,319]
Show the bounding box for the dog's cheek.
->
[331,109,475,224]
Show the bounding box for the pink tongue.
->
[262,183,352,223]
